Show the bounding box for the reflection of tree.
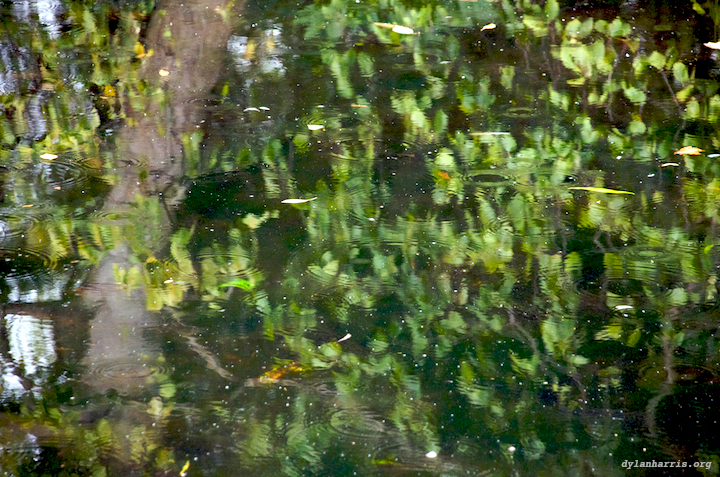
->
[111,0,234,209]
[0,0,240,474]
[82,0,237,394]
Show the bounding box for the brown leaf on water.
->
[675,146,704,155]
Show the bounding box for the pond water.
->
[1,0,720,475]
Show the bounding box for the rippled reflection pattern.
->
[4,313,56,394]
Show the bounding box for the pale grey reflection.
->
[11,0,63,38]
[6,273,69,303]
[81,245,161,395]
[1,313,56,397]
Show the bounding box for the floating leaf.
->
[480,23,496,31]
[392,25,414,35]
[281,197,317,204]
[469,131,510,136]
[705,41,720,49]
[568,187,634,195]
[307,124,324,131]
[40,153,57,160]
[661,162,679,167]
[675,146,704,155]
[180,461,190,477]
[373,22,414,35]
[337,333,352,343]
[159,69,170,77]
[438,171,450,180]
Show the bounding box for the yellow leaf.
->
[159,69,170,77]
[307,124,324,131]
[180,460,190,477]
[40,153,57,160]
[481,23,496,31]
[438,171,450,180]
[134,42,146,58]
[675,146,704,155]
[568,187,634,195]
[661,162,680,167]
[281,197,317,204]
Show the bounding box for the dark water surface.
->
[1,0,720,475]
